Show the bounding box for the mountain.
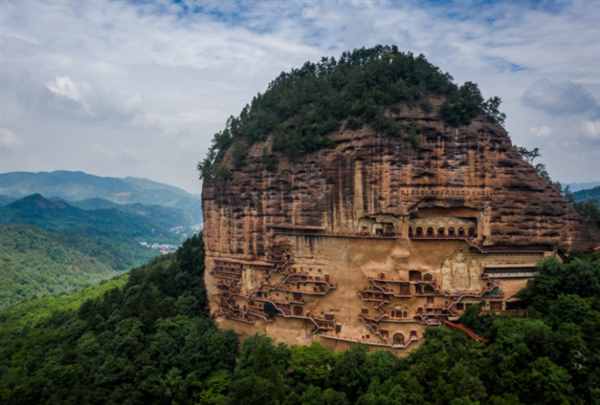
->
[573,186,600,203]
[0,194,176,242]
[0,224,119,308]
[0,195,15,206]
[0,194,185,306]
[65,197,120,210]
[0,170,202,225]
[69,197,191,235]
[0,171,202,307]
[202,46,596,354]
[568,182,600,192]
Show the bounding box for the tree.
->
[574,200,600,228]
[515,146,540,164]
[330,345,370,400]
[521,357,573,404]
[439,82,485,127]
[289,343,336,386]
[4,235,600,404]
[198,46,502,174]
[483,96,506,125]
[300,386,349,405]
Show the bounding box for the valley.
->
[0,171,202,308]
[0,17,599,402]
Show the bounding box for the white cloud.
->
[581,120,600,140]
[1,0,600,189]
[45,75,94,115]
[0,128,21,150]
[529,126,552,137]
[46,76,83,103]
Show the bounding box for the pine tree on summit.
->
[199,45,504,180]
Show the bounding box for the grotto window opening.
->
[393,333,405,346]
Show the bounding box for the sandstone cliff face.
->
[201,102,590,352]
[203,105,586,257]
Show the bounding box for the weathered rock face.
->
[202,102,591,353]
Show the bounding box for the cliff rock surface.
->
[201,47,593,352]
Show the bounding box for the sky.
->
[1,0,600,193]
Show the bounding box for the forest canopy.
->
[2,234,600,404]
[199,45,505,180]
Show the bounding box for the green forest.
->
[0,275,127,335]
[0,194,180,244]
[199,45,505,180]
[0,193,196,307]
[0,221,155,308]
[2,234,600,405]
[0,225,122,308]
[574,186,600,204]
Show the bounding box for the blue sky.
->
[0,0,599,192]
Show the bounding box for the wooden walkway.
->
[442,320,487,343]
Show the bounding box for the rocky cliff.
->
[201,48,594,352]
[203,100,588,257]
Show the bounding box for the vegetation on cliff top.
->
[199,45,505,180]
[2,233,600,404]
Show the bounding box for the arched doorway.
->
[393,333,405,346]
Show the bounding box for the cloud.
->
[46,76,83,103]
[529,125,552,137]
[45,76,94,115]
[1,0,600,189]
[522,79,598,115]
[0,128,21,150]
[581,120,600,140]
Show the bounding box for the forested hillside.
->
[0,275,127,335]
[0,194,177,243]
[574,186,600,203]
[70,198,191,234]
[0,195,15,206]
[2,234,600,404]
[0,225,120,308]
[0,193,204,307]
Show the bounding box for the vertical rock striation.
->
[202,98,592,354]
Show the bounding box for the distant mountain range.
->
[68,198,191,232]
[573,186,600,203]
[0,170,203,308]
[568,182,600,193]
[0,170,202,226]
[0,195,15,206]
[0,194,177,242]
[0,194,180,307]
